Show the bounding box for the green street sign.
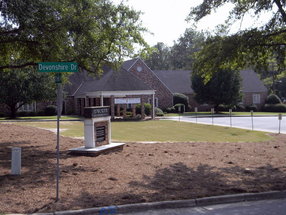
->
[38,62,78,72]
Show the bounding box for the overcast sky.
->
[115,0,272,47]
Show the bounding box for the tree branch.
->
[273,0,286,24]
[0,62,38,70]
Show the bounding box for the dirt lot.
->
[1,123,286,213]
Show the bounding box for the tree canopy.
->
[0,69,55,118]
[0,0,148,72]
[191,69,241,109]
[188,0,286,80]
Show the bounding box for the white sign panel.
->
[115,98,141,104]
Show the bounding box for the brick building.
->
[0,58,268,116]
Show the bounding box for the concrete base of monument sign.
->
[69,142,125,156]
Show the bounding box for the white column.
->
[108,116,111,144]
[100,94,104,106]
[84,119,95,148]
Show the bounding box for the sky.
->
[114,0,272,47]
[114,0,232,46]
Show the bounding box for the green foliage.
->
[166,106,176,113]
[155,107,164,116]
[173,93,189,110]
[44,105,57,116]
[265,94,282,104]
[0,0,148,72]
[191,69,241,108]
[173,103,185,113]
[245,105,258,112]
[263,104,286,112]
[0,69,56,118]
[188,0,286,79]
[143,28,205,70]
[136,103,152,116]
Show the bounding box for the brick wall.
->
[128,59,173,109]
[242,92,268,110]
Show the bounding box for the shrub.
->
[236,104,246,112]
[155,107,164,116]
[136,103,152,116]
[44,105,57,116]
[263,104,286,112]
[173,93,189,111]
[245,104,257,112]
[166,106,176,113]
[265,94,282,104]
[174,103,185,113]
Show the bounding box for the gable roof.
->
[153,70,194,94]
[71,67,152,97]
[154,70,267,94]
[240,69,268,93]
[122,58,139,71]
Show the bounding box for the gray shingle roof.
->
[72,67,152,97]
[153,70,194,94]
[239,70,268,93]
[154,70,267,94]
[121,58,139,71]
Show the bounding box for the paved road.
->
[164,116,286,134]
[122,199,286,215]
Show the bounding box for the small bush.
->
[236,104,246,112]
[174,103,185,113]
[263,104,286,112]
[173,93,189,111]
[265,94,282,104]
[44,105,57,116]
[136,103,152,116]
[155,107,164,116]
[166,106,176,113]
[245,104,257,112]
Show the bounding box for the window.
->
[252,94,261,104]
[148,98,159,107]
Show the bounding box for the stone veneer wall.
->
[128,60,173,109]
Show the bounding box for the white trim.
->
[126,58,139,71]
[75,90,155,98]
[72,81,84,96]
[139,58,173,94]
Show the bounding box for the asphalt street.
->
[122,199,286,215]
[164,116,286,134]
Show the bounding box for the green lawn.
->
[11,120,272,143]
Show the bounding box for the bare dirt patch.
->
[1,123,286,213]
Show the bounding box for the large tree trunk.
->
[8,104,18,119]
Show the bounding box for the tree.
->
[0,68,55,118]
[191,69,241,109]
[169,28,204,70]
[143,42,171,70]
[188,0,286,80]
[0,0,148,72]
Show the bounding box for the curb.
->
[9,190,286,215]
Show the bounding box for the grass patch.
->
[11,120,272,143]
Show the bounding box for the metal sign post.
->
[229,109,232,127]
[251,110,254,130]
[211,108,214,125]
[278,113,282,134]
[195,107,198,123]
[38,62,77,202]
